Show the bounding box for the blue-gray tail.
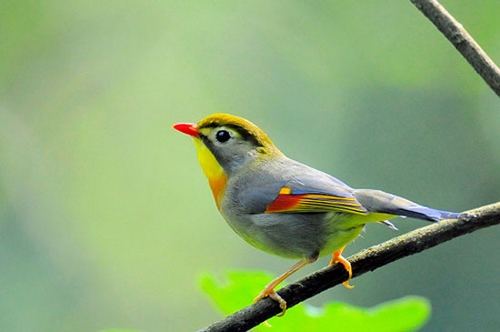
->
[390,205,465,222]
[353,189,466,222]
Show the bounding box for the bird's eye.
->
[215,130,231,143]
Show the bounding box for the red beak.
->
[173,122,199,137]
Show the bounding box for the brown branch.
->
[198,202,500,332]
[410,0,500,96]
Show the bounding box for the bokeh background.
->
[1,1,499,331]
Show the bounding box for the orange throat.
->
[208,175,227,209]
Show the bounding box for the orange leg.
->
[254,257,317,317]
[329,245,354,289]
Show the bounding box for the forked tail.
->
[353,189,466,222]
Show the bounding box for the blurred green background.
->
[1,1,499,331]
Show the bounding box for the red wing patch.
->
[265,187,367,215]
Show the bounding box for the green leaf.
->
[199,270,275,314]
[199,270,431,331]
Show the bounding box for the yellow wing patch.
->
[265,187,367,215]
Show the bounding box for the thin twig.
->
[410,0,500,96]
[198,202,500,332]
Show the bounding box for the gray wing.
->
[234,158,367,215]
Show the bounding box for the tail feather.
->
[353,189,465,222]
[383,205,464,222]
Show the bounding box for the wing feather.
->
[234,158,368,215]
[265,186,368,215]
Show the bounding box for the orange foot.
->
[254,288,287,317]
[329,245,354,289]
[253,258,314,318]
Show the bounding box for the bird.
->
[172,113,466,316]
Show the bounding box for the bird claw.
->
[342,280,355,289]
[254,288,287,317]
[330,246,355,289]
